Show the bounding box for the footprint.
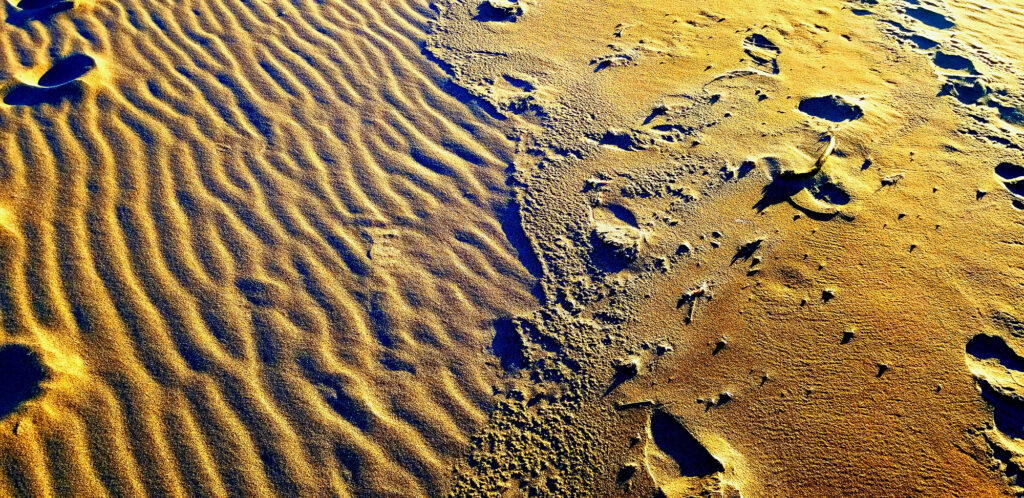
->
[905,6,954,30]
[3,53,94,106]
[965,331,1024,492]
[5,0,74,27]
[590,52,638,72]
[475,0,523,22]
[645,409,727,494]
[797,95,864,122]
[38,53,96,87]
[933,51,977,74]
[994,162,1024,199]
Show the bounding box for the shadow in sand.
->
[650,409,724,477]
[4,81,84,106]
[754,166,850,221]
[39,53,96,87]
[475,1,522,22]
[5,0,73,27]
[0,345,48,419]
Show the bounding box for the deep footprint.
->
[798,95,864,121]
[38,53,96,87]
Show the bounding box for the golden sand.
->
[1,0,1023,495]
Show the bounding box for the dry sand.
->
[1,0,1024,495]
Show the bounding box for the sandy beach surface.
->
[2,0,1024,495]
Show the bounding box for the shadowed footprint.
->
[3,81,83,106]
[38,54,96,87]
[5,0,73,27]
[18,0,64,9]
[645,409,724,492]
[3,53,93,106]
[994,162,1024,199]
[0,345,48,419]
[995,162,1024,181]
[798,95,864,122]
[933,51,977,74]
[475,0,522,22]
[905,6,954,30]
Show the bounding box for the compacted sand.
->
[1,0,1024,496]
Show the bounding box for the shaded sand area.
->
[0,0,538,495]
[1,0,1024,495]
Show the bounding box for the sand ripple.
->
[0,0,536,494]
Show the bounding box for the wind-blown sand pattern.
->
[2,0,1024,495]
[0,0,537,495]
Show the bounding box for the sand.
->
[1,0,1023,495]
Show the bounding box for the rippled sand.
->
[2,0,1024,495]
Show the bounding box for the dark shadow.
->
[743,33,780,74]
[603,364,637,397]
[798,95,864,122]
[753,174,806,213]
[979,379,1024,440]
[807,176,851,205]
[967,334,1024,372]
[0,345,48,419]
[616,465,637,484]
[731,239,763,265]
[1005,180,1024,198]
[996,162,1024,181]
[492,317,528,372]
[5,1,73,27]
[38,53,95,87]
[649,410,724,477]
[475,1,522,22]
[933,51,977,74]
[498,200,544,280]
[590,231,635,273]
[598,130,644,151]
[18,0,62,9]
[602,204,638,227]
[908,35,938,49]
[906,6,954,29]
[3,81,83,106]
